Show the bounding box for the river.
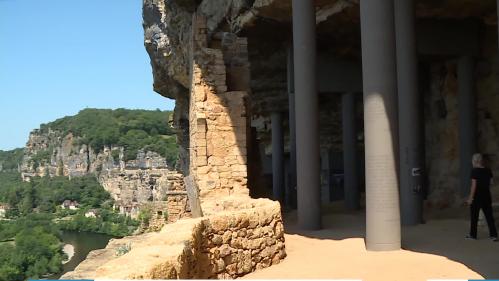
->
[47,231,112,279]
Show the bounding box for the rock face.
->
[100,169,191,223]
[20,129,172,180]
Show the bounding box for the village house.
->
[61,200,79,210]
[0,203,10,218]
[84,209,99,218]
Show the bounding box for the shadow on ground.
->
[282,202,499,279]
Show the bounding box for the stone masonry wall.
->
[62,198,286,280]
[189,14,249,202]
[197,201,286,278]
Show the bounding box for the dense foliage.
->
[0,172,139,280]
[0,214,65,281]
[0,172,137,235]
[0,173,110,216]
[57,210,138,237]
[38,108,178,165]
[0,149,24,171]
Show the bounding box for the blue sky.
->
[0,0,175,150]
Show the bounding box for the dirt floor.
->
[243,204,499,281]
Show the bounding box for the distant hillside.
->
[38,108,177,163]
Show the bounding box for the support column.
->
[292,0,321,230]
[360,0,401,251]
[287,47,297,208]
[394,0,424,225]
[458,56,477,197]
[342,92,360,210]
[497,0,499,49]
[271,112,285,203]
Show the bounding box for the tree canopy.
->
[0,149,24,171]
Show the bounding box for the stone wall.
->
[189,14,250,202]
[62,198,286,280]
[198,201,286,278]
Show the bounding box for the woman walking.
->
[466,153,498,241]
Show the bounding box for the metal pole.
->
[458,56,476,197]
[292,0,321,230]
[395,0,424,225]
[360,0,401,251]
[271,112,285,203]
[342,92,360,210]
[287,46,297,209]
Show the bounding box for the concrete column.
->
[292,0,321,230]
[360,0,401,251]
[287,46,297,208]
[394,0,424,225]
[271,112,285,203]
[342,92,360,210]
[458,56,477,197]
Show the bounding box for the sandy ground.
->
[243,205,499,281]
[62,244,75,264]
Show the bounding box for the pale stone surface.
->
[62,198,286,279]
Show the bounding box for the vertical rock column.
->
[342,92,360,210]
[394,0,424,225]
[271,112,285,203]
[189,14,250,205]
[287,46,297,208]
[292,0,321,230]
[458,56,477,197]
[360,0,401,251]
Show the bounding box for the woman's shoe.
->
[490,236,498,242]
[465,235,477,240]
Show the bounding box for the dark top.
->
[471,167,493,203]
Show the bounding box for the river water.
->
[48,231,112,279]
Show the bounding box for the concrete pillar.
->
[360,0,401,251]
[342,92,360,210]
[271,112,285,203]
[458,56,477,197]
[287,46,297,208]
[292,0,321,230]
[394,0,424,225]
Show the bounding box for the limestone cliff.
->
[18,126,189,222]
[20,128,170,179]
